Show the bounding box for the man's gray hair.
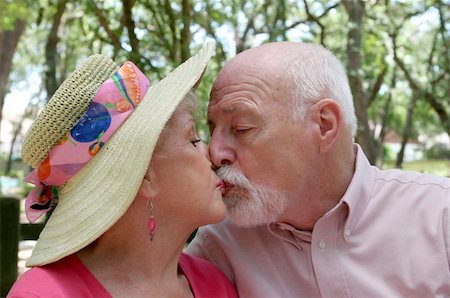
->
[286,44,357,137]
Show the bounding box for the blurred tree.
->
[2,0,449,172]
[386,0,450,167]
[0,0,28,144]
[342,0,376,162]
[44,0,69,100]
[5,103,38,175]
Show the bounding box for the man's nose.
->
[209,132,235,168]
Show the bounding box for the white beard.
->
[216,166,287,227]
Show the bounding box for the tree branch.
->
[45,0,68,101]
[122,0,141,67]
[180,0,191,62]
[368,65,387,107]
[393,43,450,136]
[163,0,178,61]
[89,0,122,51]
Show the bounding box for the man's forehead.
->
[209,94,262,110]
[208,99,265,128]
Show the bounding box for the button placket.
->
[318,239,327,250]
[311,206,350,298]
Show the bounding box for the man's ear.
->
[312,99,342,153]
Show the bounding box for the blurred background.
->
[0,0,449,294]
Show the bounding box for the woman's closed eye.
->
[191,138,202,147]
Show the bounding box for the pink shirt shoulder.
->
[180,253,238,297]
[7,254,110,298]
[8,253,237,298]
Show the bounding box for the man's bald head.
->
[211,42,357,137]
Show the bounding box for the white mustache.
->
[216,166,253,190]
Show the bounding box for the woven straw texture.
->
[26,42,214,267]
[21,55,119,168]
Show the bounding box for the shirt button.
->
[318,240,326,249]
[344,229,351,238]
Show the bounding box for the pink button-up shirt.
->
[186,145,450,298]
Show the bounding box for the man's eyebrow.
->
[207,106,238,126]
[224,106,237,113]
[207,103,256,127]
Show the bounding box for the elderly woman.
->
[8,43,237,297]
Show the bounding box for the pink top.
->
[8,253,237,297]
[186,145,450,297]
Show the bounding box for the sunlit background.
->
[0,0,449,294]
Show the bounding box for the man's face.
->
[207,63,310,227]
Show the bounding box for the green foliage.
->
[2,0,449,174]
[383,159,450,177]
[383,145,396,162]
[0,0,28,30]
[425,144,450,160]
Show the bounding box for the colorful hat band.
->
[25,62,151,223]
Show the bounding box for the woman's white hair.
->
[152,90,199,155]
[286,44,358,137]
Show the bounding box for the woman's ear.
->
[312,98,342,153]
[140,167,158,198]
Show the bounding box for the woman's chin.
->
[204,202,228,226]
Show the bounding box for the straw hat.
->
[21,42,214,267]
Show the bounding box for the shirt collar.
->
[340,144,375,236]
[269,222,312,242]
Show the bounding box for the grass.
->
[382,159,450,177]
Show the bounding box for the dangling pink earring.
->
[146,198,156,241]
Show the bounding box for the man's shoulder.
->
[370,168,450,211]
[374,167,450,190]
[187,217,272,263]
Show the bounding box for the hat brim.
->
[26,42,214,267]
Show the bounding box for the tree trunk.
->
[394,51,450,137]
[45,0,68,101]
[233,1,244,54]
[395,93,418,168]
[180,0,191,62]
[122,0,142,68]
[374,72,395,166]
[5,120,22,176]
[0,19,26,143]
[342,0,376,163]
[4,103,36,175]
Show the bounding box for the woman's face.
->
[149,103,227,229]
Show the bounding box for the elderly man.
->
[186,42,450,297]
